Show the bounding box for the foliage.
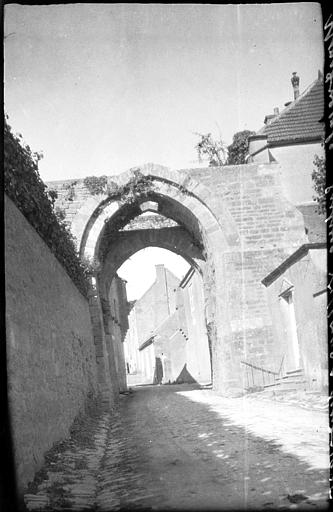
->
[54,205,67,223]
[311,154,326,214]
[83,175,108,195]
[80,255,101,275]
[83,169,154,205]
[63,180,78,201]
[227,130,256,165]
[194,132,228,166]
[4,115,90,296]
[115,170,154,203]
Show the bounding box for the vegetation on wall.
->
[4,115,90,296]
[83,175,108,195]
[311,154,326,214]
[113,170,154,204]
[83,170,154,204]
[63,181,78,201]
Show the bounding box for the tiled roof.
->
[259,78,324,145]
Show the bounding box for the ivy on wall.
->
[63,181,78,201]
[83,170,154,205]
[83,175,108,195]
[312,154,326,214]
[4,115,90,297]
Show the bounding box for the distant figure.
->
[155,357,163,385]
[126,362,130,374]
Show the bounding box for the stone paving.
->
[24,411,110,511]
[24,384,330,511]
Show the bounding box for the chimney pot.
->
[291,72,300,100]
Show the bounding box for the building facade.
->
[244,72,327,393]
[124,264,211,385]
[248,71,324,206]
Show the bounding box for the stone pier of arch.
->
[47,162,308,401]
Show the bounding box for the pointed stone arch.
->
[71,164,238,398]
[71,163,239,260]
[48,161,312,400]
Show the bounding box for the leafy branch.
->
[194,132,228,166]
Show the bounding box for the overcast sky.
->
[4,3,324,300]
[5,3,324,183]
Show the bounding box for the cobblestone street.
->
[24,384,329,511]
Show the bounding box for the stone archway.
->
[96,227,212,395]
[50,161,309,400]
[71,163,237,261]
[72,164,236,400]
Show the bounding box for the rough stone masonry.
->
[47,162,309,396]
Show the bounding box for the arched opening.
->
[116,247,212,389]
[95,197,214,400]
[76,167,227,403]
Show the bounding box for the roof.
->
[259,77,324,145]
[261,243,326,287]
[139,335,155,351]
[179,266,195,288]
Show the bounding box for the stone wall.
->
[108,276,128,393]
[47,162,323,394]
[5,196,98,493]
[180,163,309,390]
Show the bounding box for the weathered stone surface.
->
[43,162,329,397]
[45,162,318,395]
[5,196,98,494]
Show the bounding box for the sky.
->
[4,3,324,299]
[117,248,190,301]
[4,3,324,182]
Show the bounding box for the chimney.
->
[291,72,300,100]
[274,107,279,116]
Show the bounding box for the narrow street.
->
[24,384,329,511]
